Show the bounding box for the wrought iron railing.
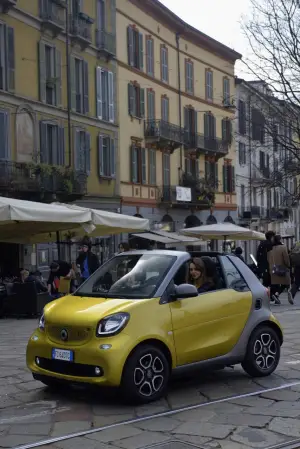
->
[184,131,229,156]
[69,13,92,42]
[40,0,65,27]
[158,185,214,207]
[95,29,116,55]
[144,120,184,144]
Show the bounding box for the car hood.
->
[44,295,137,327]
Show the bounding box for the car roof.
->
[117,249,188,257]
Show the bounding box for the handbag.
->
[271,251,287,277]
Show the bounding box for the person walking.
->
[257,231,275,287]
[289,242,300,302]
[76,237,100,284]
[267,234,293,305]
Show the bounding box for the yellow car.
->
[27,250,283,403]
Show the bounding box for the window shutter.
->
[140,87,145,118]
[205,160,209,180]
[96,67,102,119]
[204,113,209,138]
[152,149,156,184]
[231,166,235,192]
[141,147,146,184]
[82,60,89,114]
[138,32,144,70]
[6,26,15,92]
[70,56,76,111]
[0,112,8,160]
[194,111,198,135]
[214,162,218,189]
[55,49,62,106]
[223,165,227,192]
[108,71,114,123]
[131,145,137,183]
[186,158,191,175]
[196,159,200,179]
[57,126,65,165]
[74,129,80,171]
[127,26,134,66]
[39,121,48,164]
[222,119,226,141]
[128,83,134,115]
[38,41,46,103]
[85,132,91,174]
[51,126,58,165]
[98,135,104,176]
[110,138,116,178]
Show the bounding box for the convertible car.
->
[26,250,283,403]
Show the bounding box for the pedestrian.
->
[234,247,245,262]
[76,237,100,284]
[267,234,293,305]
[257,231,275,287]
[118,242,130,253]
[289,242,300,302]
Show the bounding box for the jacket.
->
[267,244,291,285]
[76,251,100,277]
[257,240,273,273]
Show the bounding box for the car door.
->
[169,256,253,366]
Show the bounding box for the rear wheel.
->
[242,325,280,377]
[121,345,170,404]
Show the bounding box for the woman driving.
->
[189,257,216,294]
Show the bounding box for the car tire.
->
[121,345,170,404]
[242,325,281,377]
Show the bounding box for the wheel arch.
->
[251,320,283,346]
[122,338,173,374]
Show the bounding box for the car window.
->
[74,253,176,299]
[220,256,250,291]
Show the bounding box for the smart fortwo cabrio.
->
[26,250,283,403]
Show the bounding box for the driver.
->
[189,257,216,293]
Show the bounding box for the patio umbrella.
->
[0,196,150,243]
[180,223,265,241]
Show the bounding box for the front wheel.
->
[121,345,170,404]
[242,325,281,377]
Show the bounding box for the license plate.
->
[52,348,74,362]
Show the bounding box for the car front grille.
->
[37,357,103,377]
[46,325,93,346]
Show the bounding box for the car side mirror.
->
[170,284,199,301]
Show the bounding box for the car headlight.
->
[39,313,45,331]
[96,313,130,337]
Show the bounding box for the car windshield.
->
[74,253,176,299]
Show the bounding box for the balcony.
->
[184,132,229,160]
[0,161,87,202]
[0,0,16,13]
[144,120,183,153]
[40,0,66,35]
[270,207,291,221]
[252,166,271,186]
[158,182,215,210]
[69,13,93,48]
[239,206,270,221]
[96,29,116,58]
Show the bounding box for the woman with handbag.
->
[267,234,293,305]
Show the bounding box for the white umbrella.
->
[180,223,265,241]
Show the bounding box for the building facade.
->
[0,0,118,272]
[235,78,298,260]
[116,0,241,232]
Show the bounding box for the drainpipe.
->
[65,1,72,167]
[176,32,182,172]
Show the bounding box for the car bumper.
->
[26,329,132,387]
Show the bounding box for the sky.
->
[160,0,252,77]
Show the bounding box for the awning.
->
[131,232,178,245]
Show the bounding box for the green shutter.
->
[85,132,91,174]
[223,165,228,192]
[231,166,235,192]
[39,121,48,163]
[55,49,62,107]
[131,145,137,182]
[57,126,65,165]
[98,135,103,176]
[38,41,46,103]
[127,26,134,66]
[82,60,89,114]
[110,138,116,178]
[140,87,145,118]
[70,56,76,111]
[6,26,15,92]
[138,32,144,70]
[141,147,146,184]
[128,83,134,115]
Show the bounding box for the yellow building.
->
[0,0,117,269]
[117,0,241,230]
[0,0,117,209]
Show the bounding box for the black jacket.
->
[76,251,100,276]
[257,240,273,273]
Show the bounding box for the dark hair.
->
[119,242,130,251]
[50,262,59,270]
[274,234,282,245]
[265,231,275,241]
[235,247,243,255]
[80,236,92,249]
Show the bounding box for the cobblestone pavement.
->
[0,295,300,448]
